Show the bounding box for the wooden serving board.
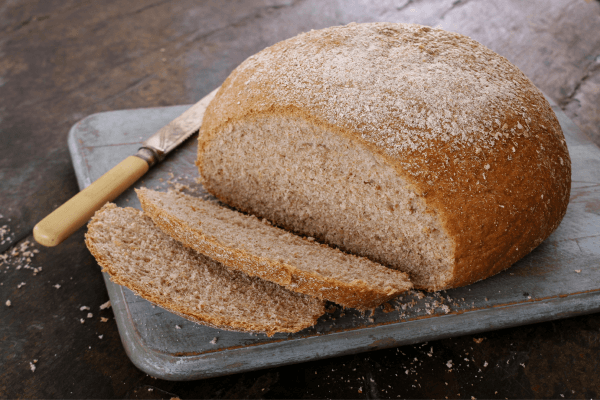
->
[68,96,600,381]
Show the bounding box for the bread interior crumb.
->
[200,115,455,289]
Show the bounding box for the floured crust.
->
[85,204,325,336]
[137,188,412,310]
[197,22,571,289]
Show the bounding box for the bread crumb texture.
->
[137,188,411,309]
[198,22,571,290]
[85,204,325,336]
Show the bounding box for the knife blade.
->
[33,87,219,247]
[137,87,218,166]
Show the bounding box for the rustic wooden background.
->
[1,0,599,398]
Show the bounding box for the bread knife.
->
[33,87,219,247]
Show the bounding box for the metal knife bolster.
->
[134,87,220,168]
[134,147,161,168]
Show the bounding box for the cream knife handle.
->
[33,156,149,247]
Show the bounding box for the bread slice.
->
[85,203,325,336]
[136,188,412,310]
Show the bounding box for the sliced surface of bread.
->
[85,203,325,336]
[137,188,412,310]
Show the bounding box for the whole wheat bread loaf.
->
[196,22,571,291]
[85,203,325,336]
[137,188,412,310]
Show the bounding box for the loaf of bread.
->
[137,188,411,310]
[85,204,325,336]
[196,22,571,291]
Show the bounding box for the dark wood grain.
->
[1,0,599,398]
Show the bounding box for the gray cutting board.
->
[68,95,600,381]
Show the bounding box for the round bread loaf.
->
[196,22,571,291]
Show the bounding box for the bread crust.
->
[85,204,324,336]
[197,23,571,290]
[137,188,412,310]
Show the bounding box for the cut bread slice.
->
[137,188,412,310]
[85,203,325,336]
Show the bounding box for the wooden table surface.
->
[1,1,600,398]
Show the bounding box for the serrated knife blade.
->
[137,87,219,165]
